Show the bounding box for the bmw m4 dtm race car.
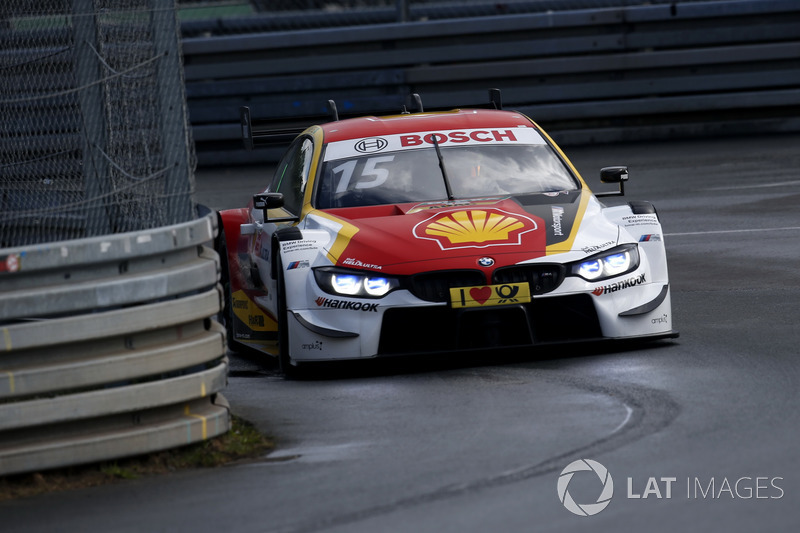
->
[215,91,677,374]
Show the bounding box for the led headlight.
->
[331,274,360,295]
[315,267,401,298]
[570,245,639,281]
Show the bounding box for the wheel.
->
[214,223,238,353]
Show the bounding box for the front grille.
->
[377,294,602,355]
[379,306,533,353]
[531,294,601,342]
[493,264,566,295]
[406,270,486,302]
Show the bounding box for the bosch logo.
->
[557,459,614,517]
[400,129,518,146]
[478,257,494,267]
[354,137,388,153]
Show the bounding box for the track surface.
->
[3,134,800,532]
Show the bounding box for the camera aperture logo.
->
[557,459,614,517]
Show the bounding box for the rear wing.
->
[239,101,338,151]
[240,88,503,150]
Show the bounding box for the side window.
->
[270,137,313,215]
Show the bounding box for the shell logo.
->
[414,208,538,250]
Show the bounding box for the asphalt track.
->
[2,134,800,532]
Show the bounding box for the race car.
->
[216,92,677,374]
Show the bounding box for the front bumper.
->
[378,294,600,354]
[288,282,676,362]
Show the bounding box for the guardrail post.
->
[396,0,409,23]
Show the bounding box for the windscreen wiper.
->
[431,134,455,201]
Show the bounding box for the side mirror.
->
[253,192,299,223]
[596,166,628,197]
[253,192,284,211]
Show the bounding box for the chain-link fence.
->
[0,0,196,248]
[179,0,742,34]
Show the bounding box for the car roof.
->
[319,109,537,144]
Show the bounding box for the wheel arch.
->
[218,208,252,292]
[270,226,304,280]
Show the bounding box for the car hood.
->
[307,192,618,275]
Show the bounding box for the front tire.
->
[214,223,238,353]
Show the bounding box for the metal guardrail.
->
[181,0,800,165]
[0,212,229,476]
[179,0,737,35]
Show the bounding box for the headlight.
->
[331,274,361,295]
[570,245,639,281]
[315,267,401,298]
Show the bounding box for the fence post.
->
[150,0,196,225]
[71,0,113,235]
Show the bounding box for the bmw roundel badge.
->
[478,257,495,267]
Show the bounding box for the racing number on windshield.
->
[333,156,394,193]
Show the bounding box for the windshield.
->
[315,143,579,209]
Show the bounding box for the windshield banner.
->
[324,127,546,161]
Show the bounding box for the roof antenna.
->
[431,134,454,201]
[411,93,424,113]
[489,88,502,110]
[240,106,254,151]
[327,99,339,122]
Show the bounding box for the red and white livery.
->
[216,100,677,374]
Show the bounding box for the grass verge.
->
[0,415,273,502]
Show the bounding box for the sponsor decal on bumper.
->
[450,282,531,308]
[314,297,379,312]
[592,273,646,296]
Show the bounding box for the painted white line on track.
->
[244,442,372,466]
[666,226,800,237]
[611,404,634,435]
